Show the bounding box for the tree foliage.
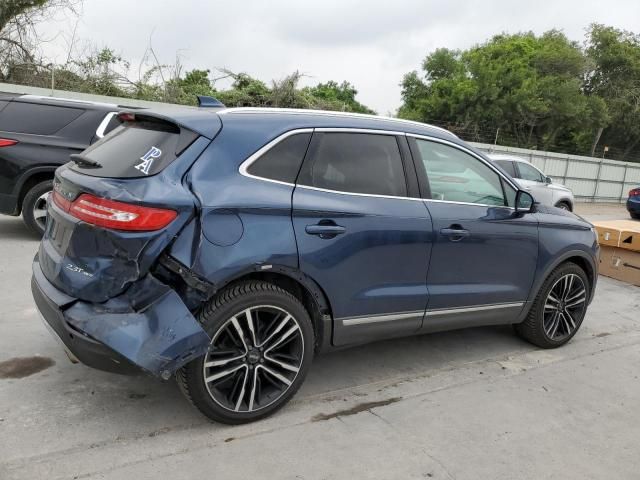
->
[399,26,640,161]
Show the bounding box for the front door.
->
[408,136,539,332]
[292,131,433,346]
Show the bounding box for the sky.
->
[37,0,640,114]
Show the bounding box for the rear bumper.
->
[31,257,211,378]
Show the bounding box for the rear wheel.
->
[630,212,640,220]
[556,201,571,211]
[178,281,314,424]
[515,262,589,348]
[22,180,52,236]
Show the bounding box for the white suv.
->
[488,154,575,211]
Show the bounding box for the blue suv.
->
[31,107,599,424]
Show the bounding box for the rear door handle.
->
[440,226,470,242]
[305,223,346,238]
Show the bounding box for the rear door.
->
[292,130,433,346]
[408,136,539,331]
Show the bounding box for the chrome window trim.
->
[339,302,524,326]
[95,111,118,139]
[237,128,516,209]
[218,107,457,138]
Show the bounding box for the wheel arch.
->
[15,167,57,214]
[528,249,597,308]
[218,267,334,352]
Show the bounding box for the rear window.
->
[70,118,198,178]
[0,101,84,134]
[247,132,311,183]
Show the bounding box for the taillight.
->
[52,190,72,212]
[53,192,177,231]
[630,188,640,197]
[0,138,18,147]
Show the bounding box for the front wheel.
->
[22,180,52,236]
[631,212,640,220]
[515,263,589,348]
[178,281,314,424]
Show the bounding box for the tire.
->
[631,212,640,220]
[556,201,571,211]
[178,281,314,424]
[514,262,589,349]
[22,180,53,236]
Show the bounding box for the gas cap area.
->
[202,209,244,246]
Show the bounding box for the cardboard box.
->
[599,245,640,286]
[620,229,640,253]
[593,220,640,251]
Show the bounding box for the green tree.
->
[585,24,640,159]
[398,30,611,155]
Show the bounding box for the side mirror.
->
[515,190,535,213]
[545,176,553,184]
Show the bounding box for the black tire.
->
[514,262,589,348]
[556,201,571,211]
[178,281,314,424]
[22,180,52,236]
[630,212,640,220]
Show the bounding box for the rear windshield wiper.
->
[70,153,102,168]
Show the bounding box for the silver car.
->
[488,154,575,210]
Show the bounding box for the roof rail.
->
[217,107,457,138]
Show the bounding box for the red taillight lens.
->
[52,190,72,212]
[0,138,18,147]
[630,188,640,197]
[55,193,176,231]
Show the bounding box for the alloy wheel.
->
[32,190,51,232]
[543,273,587,341]
[202,305,304,413]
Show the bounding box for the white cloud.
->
[37,0,640,114]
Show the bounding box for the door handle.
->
[440,226,470,242]
[305,222,346,239]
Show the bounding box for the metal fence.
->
[471,142,640,203]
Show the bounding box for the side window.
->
[415,139,506,206]
[516,162,544,182]
[493,159,517,177]
[0,102,84,135]
[247,132,312,184]
[298,133,407,197]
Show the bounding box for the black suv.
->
[0,93,124,235]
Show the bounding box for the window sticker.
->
[135,146,162,175]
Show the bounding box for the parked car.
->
[32,107,599,424]
[488,154,575,211]
[0,93,124,235]
[628,187,640,219]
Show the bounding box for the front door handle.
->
[440,226,470,242]
[306,222,346,239]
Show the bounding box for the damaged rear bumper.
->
[31,257,210,378]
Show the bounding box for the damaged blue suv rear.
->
[32,107,599,424]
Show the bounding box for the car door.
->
[407,136,539,332]
[514,161,554,206]
[292,130,433,346]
